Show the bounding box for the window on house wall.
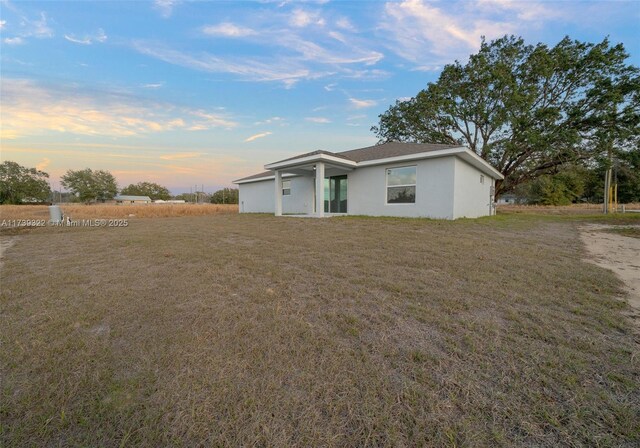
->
[480,174,485,184]
[282,179,291,196]
[386,166,416,204]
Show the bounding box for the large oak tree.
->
[373,36,640,195]
[61,168,117,203]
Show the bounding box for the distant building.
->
[496,194,526,205]
[114,195,152,204]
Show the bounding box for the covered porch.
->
[264,151,356,218]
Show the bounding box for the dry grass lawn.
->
[1,213,639,447]
[0,203,238,220]
[497,202,640,215]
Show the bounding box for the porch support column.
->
[315,162,325,217]
[274,170,283,216]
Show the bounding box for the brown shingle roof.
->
[336,142,461,162]
[234,170,274,182]
[234,142,465,183]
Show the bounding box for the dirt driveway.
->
[580,224,640,316]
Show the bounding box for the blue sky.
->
[1,0,639,194]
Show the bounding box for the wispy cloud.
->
[202,22,257,37]
[133,6,385,87]
[64,28,107,45]
[3,37,24,45]
[475,0,560,21]
[290,8,325,28]
[349,98,377,109]
[327,30,348,43]
[341,68,390,80]
[27,11,54,38]
[154,0,180,18]
[141,82,164,89]
[187,111,237,130]
[159,152,204,160]
[335,17,355,31]
[380,0,564,66]
[1,78,237,139]
[411,64,442,72]
[36,157,51,171]
[2,9,53,42]
[132,40,320,87]
[64,35,91,45]
[244,131,273,142]
[381,0,485,61]
[305,117,331,124]
[254,116,286,125]
[276,35,383,65]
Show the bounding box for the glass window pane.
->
[282,180,291,196]
[324,178,329,212]
[387,166,416,186]
[387,186,416,203]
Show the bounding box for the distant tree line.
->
[514,154,640,205]
[210,188,238,204]
[120,182,171,200]
[0,161,239,205]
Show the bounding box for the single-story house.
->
[233,142,504,219]
[114,195,152,205]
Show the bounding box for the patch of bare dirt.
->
[580,224,640,315]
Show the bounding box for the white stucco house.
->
[233,142,504,219]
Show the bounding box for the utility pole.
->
[603,162,611,214]
[603,132,616,214]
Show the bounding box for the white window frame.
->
[385,165,417,205]
[282,179,291,196]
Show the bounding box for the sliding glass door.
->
[324,175,347,213]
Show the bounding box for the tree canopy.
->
[210,188,238,204]
[120,182,171,200]
[61,168,117,203]
[373,35,640,195]
[0,161,51,204]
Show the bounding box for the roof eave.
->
[356,146,503,179]
[264,153,357,170]
[233,172,299,184]
[457,150,504,179]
